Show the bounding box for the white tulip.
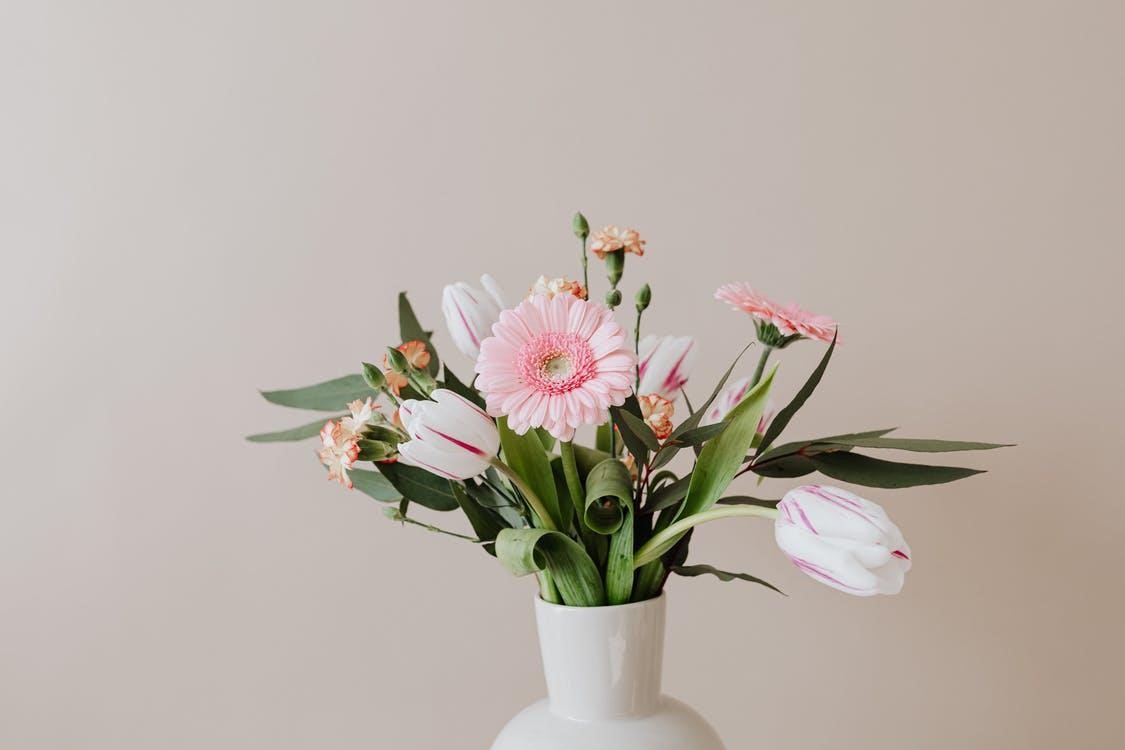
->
[396,389,499,480]
[775,485,912,596]
[441,274,506,360]
[637,335,697,401]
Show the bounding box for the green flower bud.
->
[635,283,652,313]
[572,212,589,240]
[362,361,386,390]
[357,439,396,462]
[604,249,625,286]
[385,346,410,374]
[605,289,622,308]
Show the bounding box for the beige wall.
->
[4,1,1123,747]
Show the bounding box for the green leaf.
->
[498,417,565,530]
[350,467,402,502]
[828,436,1012,453]
[441,365,484,408]
[809,451,986,488]
[398,292,440,376]
[755,428,898,465]
[572,444,612,477]
[595,422,614,454]
[606,510,634,604]
[715,495,779,508]
[534,428,557,453]
[611,406,661,454]
[260,374,372,411]
[246,415,340,442]
[375,462,459,510]
[671,422,726,447]
[583,459,634,534]
[669,341,754,440]
[643,473,692,514]
[495,528,606,606]
[756,332,836,457]
[671,564,785,595]
[675,365,777,522]
[751,453,817,478]
[451,483,504,555]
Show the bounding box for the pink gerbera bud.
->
[474,293,636,442]
[589,226,646,259]
[637,394,675,441]
[317,420,360,489]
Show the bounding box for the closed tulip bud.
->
[635,283,652,313]
[396,389,500,480]
[637,335,697,401]
[775,485,912,596]
[441,274,506,361]
[604,289,622,308]
[362,361,386,391]
[572,211,590,240]
[385,346,410,374]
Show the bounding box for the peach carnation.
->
[590,226,645,259]
[340,397,380,438]
[382,340,432,395]
[317,420,360,489]
[528,275,588,301]
[638,394,675,441]
[474,293,636,441]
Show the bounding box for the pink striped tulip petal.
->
[637,335,697,402]
[441,274,506,361]
[775,485,911,596]
[396,389,500,480]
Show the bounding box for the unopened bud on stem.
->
[635,283,652,313]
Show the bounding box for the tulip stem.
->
[490,459,558,532]
[633,505,779,569]
[750,346,774,388]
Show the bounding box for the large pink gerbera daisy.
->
[474,293,636,441]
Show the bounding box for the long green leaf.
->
[671,564,785,595]
[715,495,779,508]
[756,332,836,457]
[675,365,777,522]
[375,462,459,510]
[584,459,634,534]
[809,451,985,488]
[643,473,692,514]
[246,415,340,442]
[830,436,1012,453]
[669,341,754,440]
[754,428,898,465]
[611,406,661,454]
[606,511,634,604]
[495,528,605,606]
[498,417,565,530]
[751,453,817,478]
[398,292,441,376]
[350,467,402,502]
[260,374,372,411]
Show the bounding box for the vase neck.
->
[534,594,665,721]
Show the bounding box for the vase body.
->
[490,594,725,750]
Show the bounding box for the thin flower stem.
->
[389,513,483,543]
[490,459,558,531]
[750,346,774,388]
[633,307,644,391]
[580,236,589,295]
[632,505,779,569]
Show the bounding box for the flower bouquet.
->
[250,214,1006,746]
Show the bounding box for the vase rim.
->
[534,591,666,612]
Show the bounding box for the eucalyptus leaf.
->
[755,428,898,465]
[756,332,836,457]
[809,451,985,488]
[498,417,566,530]
[350,467,402,502]
[612,406,661,454]
[495,528,605,606]
[672,564,785,595]
[669,341,754,440]
[260,374,372,411]
[375,462,459,511]
[830,436,1012,453]
[246,415,341,442]
[643,474,692,514]
[398,292,441,376]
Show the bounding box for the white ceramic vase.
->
[490,594,725,750]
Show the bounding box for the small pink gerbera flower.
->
[474,293,636,441]
[590,226,646,259]
[715,283,838,344]
[317,420,360,489]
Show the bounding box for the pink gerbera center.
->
[518,332,596,394]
